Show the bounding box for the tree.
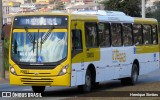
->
[101,0,141,17]
[146,1,160,22]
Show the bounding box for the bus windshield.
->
[11,31,67,63]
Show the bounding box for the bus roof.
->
[13,12,69,16]
[72,10,158,24]
[134,17,158,24]
[13,10,158,24]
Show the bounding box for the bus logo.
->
[112,50,126,62]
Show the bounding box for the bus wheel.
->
[32,86,45,93]
[130,64,139,85]
[82,70,92,92]
[121,64,138,85]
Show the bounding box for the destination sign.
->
[14,16,68,26]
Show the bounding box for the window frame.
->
[142,24,152,45]
[122,23,133,46]
[98,22,111,47]
[111,23,123,47]
[72,29,83,50]
[151,25,158,45]
[84,22,99,48]
[133,24,143,46]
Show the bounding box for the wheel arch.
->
[87,63,96,84]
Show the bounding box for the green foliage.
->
[4,38,10,70]
[101,0,141,17]
[146,1,160,22]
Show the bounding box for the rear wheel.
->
[121,64,138,85]
[130,64,138,85]
[32,86,45,93]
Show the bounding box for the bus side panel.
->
[136,45,159,75]
[119,46,134,78]
[97,48,115,81]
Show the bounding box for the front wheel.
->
[32,86,45,93]
[78,70,92,92]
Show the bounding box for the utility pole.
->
[0,0,5,79]
[142,0,145,18]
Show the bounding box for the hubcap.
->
[133,69,138,82]
[86,75,91,87]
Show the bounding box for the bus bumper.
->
[9,73,71,86]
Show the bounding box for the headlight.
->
[10,66,17,75]
[58,65,69,76]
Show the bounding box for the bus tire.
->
[81,70,92,92]
[32,86,45,93]
[129,64,139,85]
[121,64,138,85]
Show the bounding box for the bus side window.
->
[152,25,158,45]
[72,29,82,50]
[123,24,133,46]
[98,23,110,47]
[133,24,143,45]
[85,22,98,48]
[143,25,151,45]
[111,23,122,46]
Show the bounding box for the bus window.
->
[143,25,151,45]
[98,23,110,47]
[123,24,133,46]
[133,24,142,45]
[85,22,98,47]
[111,23,122,46]
[72,29,82,50]
[152,25,158,44]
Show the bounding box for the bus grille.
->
[21,78,53,85]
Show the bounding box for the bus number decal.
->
[87,52,94,58]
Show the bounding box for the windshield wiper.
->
[41,26,55,44]
[40,26,55,53]
[24,27,36,53]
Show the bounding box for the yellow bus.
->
[9,10,159,93]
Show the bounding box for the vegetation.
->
[4,38,10,70]
[146,1,160,22]
[100,0,160,30]
[146,1,160,31]
[100,0,141,17]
